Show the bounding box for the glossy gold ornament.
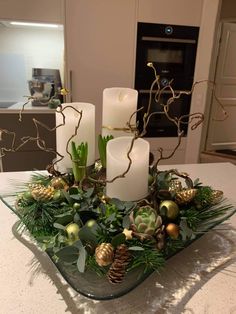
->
[211,190,223,205]
[30,184,54,202]
[169,179,183,193]
[65,223,80,243]
[95,243,114,267]
[159,200,179,220]
[166,223,180,239]
[51,177,68,190]
[175,188,197,205]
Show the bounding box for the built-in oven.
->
[135,22,199,137]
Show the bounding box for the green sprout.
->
[71,141,88,183]
[98,134,113,168]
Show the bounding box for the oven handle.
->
[141,36,196,44]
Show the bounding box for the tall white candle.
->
[102,87,138,138]
[56,102,95,172]
[106,136,150,201]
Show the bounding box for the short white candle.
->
[56,102,95,172]
[102,87,138,138]
[106,136,150,201]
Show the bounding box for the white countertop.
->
[0,163,236,314]
[0,101,55,113]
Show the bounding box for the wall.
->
[0,25,64,102]
[0,0,64,24]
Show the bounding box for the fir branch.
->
[128,248,165,273]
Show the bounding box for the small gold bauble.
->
[211,190,223,205]
[95,243,114,267]
[175,188,197,205]
[169,179,183,193]
[51,177,68,190]
[65,223,80,242]
[159,200,179,220]
[166,223,180,239]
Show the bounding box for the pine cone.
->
[30,184,54,202]
[108,244,132,284]
[95,243,114,267]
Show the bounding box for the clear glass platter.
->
[1,194,236,300]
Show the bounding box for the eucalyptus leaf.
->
[122,215,131,229]
[53,222,66,231]
[79,225,99,245]
[84,187,94,198]
[106,212,116,223]
[111,233,126,247]
[56,246,78,263]
[111,198,125,210]
[61,190,73,205]
[54,213,73,225]
[70,194,83,201]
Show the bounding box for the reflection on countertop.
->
[0,101,56,113]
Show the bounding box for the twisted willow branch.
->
[0,63,228,186]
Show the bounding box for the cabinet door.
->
[64,0,137,136]
[206,22,236,151]
[0,0,64,24]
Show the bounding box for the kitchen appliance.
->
[135,22,199,137]
[28,68,63,106]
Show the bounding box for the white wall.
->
[0,25,64,102]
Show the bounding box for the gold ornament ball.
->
[51,177,68,190]
[159,200,179,220]
[65,223,80,242]
[166,223,180,239]
[95,243,114,267]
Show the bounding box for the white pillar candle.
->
[56,102,95,172]
[106,136,150,201]
[102,87,138,138]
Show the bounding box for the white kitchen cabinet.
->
[137,0,203,26]
[64,0,137,138]
[0,0,64,24]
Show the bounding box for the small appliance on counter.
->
[28,68,63,106]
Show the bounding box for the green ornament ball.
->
[159,200,179,220]
[73,202,81,210]
[65,223,80,242]
[22,191,34,201]
[86,219,97,228]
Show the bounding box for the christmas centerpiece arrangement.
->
[0,64,235,300]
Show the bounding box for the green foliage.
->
[128,247,165,273]
[71,141,88,183]
[194,186,214,208]
[98,134,113,168]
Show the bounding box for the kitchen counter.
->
[0,163,236,314]
[0,101,56,113]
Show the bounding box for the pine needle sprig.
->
[128,248,165,273]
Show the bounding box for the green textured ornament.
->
[159,200,179,220]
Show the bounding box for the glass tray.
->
[1,194,236,301]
